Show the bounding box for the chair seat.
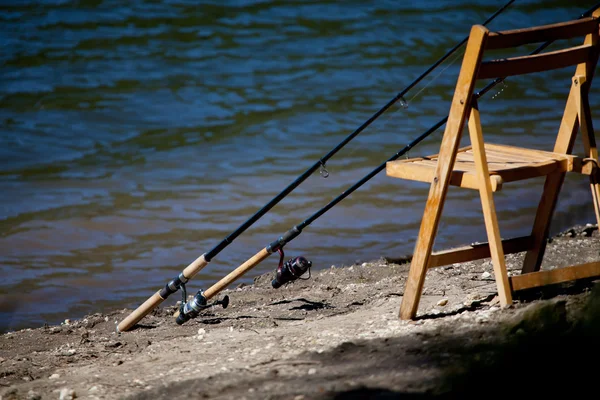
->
[386,143,581,191]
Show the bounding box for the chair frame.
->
[386,12,600,320]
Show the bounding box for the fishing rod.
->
[116,0,516,332]
[174,2,600,325]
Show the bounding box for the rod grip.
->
[203,248,271,300]
[117,254,209,332]
[117,291,165,332]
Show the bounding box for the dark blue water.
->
[1,0,598,332]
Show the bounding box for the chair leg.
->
[522,76,583,274]
[591,175,600,226]
[522,173,566,274]
[467,103,512,306]
[399,196,444,320]
[577,76,600,226]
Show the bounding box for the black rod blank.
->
[205,0,517,261]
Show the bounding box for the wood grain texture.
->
[399,25,489,320]
[467,101,512,306]
[429,236,533,268]
[575,75,600,226]
[486,17,597,49]
[523,14,599,273]
[511,261,600,291]
[478,44,593,80]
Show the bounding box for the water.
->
[1,0,598,333]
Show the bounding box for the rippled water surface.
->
[1,0,598,332]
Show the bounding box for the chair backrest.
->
[437,11,600,166]
[478,17,600,80]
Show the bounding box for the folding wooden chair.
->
[386,11,600,320]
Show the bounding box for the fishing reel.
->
[272,249,312,289]
[176,290,229,325]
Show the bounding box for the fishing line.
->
[116,0,518,332]
[333,47,466,167]
[173,2,600,326]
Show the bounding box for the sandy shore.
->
[1,224,599,400]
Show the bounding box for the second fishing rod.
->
[174,0,600,324]
[116,0,516,332]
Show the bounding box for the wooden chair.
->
[386,12,600,320]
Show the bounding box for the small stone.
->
[61,348,76,356]
[64,319,71,325]
[27,390,42,400]
[58,388,76,400]
[361,263,368,267]
[437,298,448,306]
[196,328,206,340]
[89,386,98,392]
[49,373,60,380]
[481,271,492,280]
[307,368,317,375]
[294,395,305,400]
[104,316,109,322]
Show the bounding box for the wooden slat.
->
[486,18,598,50]
[486,143,573,161]
[386,160,504,191]
[511,261,600,291]
[460,150,536,164]
[478,44,593,80]
[491,160,569,182]
[429,236,533,268]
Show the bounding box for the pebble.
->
[307,368,317,375]
[89,386,98,392]
[61,349,76,356]
[437,298,448,306]
[481,271,492,280]
[64,319,71,325]
[27,390,42,400]
[58,388,76,400]
[49,373,60,380]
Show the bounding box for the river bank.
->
[1,224,599,400]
